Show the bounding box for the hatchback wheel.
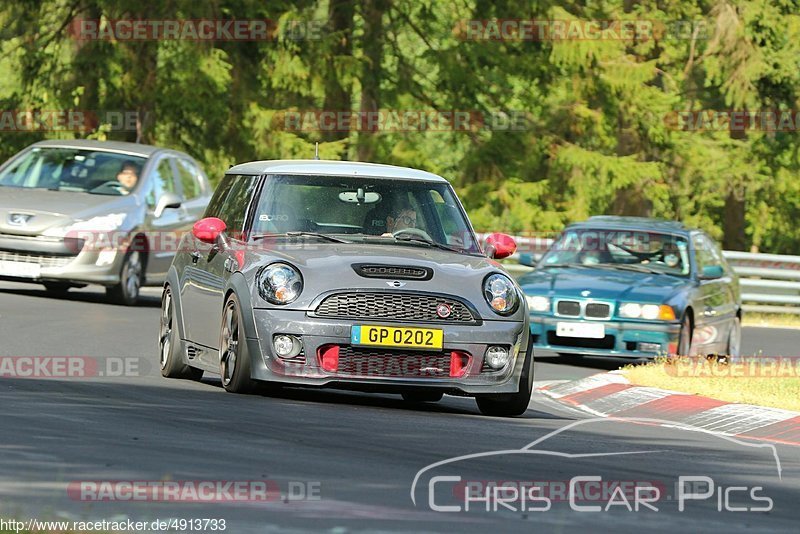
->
[107,249,143,305]
[219,294,257,393]
[159,287,203,380]
[476,342,534,417]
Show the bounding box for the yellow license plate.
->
[351,325,443,350]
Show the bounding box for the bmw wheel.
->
[727,315,742,362]
[159,286,203,380]
[219,294,257,393]
[678,314,693,356]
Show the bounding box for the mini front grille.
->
[556,300,581,316]
[585,302,611,319]
[336,346,451,377]
[352,264,433,281]
[0,250,73,269]
[313,292,477,323]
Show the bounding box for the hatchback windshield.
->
[0,147,147,195]
[250,174,481,254]
[539,228,691,276]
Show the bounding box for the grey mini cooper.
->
[160,160,533,416]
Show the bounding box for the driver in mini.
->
[116,161,140,194]
[382,199,417,236]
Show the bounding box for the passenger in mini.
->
[116,161,140,193]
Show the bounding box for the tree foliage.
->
[2,0,800,252]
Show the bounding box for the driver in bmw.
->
[381,199,417,236]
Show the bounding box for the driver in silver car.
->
[115,161,140,194]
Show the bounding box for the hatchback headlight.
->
[484,273,519,315]
[525,295,550,313]
[258,263,303,305]
[619,302,676,321]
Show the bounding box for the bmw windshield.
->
[0,147,146,196]
[249,174,482,255]
[539,228,691,276]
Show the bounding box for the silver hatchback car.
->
[0,140,212,304]
[160,160,533,416]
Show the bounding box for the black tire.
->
[107,249,144,305]
[159,287,203,380]
[402,391,444,403]
[476,342,535,417]
[678,313,693,356]
[219,293,257,394]
[42,282,72,296]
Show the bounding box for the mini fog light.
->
[273,335,302,359]
[485,346,510,369]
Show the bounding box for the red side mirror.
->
[484,232,517,260]
[192,217,227,244]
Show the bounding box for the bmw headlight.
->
[619,302,676,321]
[525,295,551,313]
[258,263,303,305]
[483,273,519,315]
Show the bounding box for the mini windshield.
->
[0,147,146,196]
[539,228,691,276]
[250,174,481,255]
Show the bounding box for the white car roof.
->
[228,159,448,182]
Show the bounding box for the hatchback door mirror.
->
[700,265,724,280]
[484,232,517,260]
[193,217,227,245]
[154,193,182,218]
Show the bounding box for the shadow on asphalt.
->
[0,282,160,307]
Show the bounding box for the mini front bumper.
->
[246,308,529,395]
[530,314,680,358]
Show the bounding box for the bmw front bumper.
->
[530,315,680,358]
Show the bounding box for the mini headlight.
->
[258,263,303,305]
[484,273,518,315]
[525,295,550,313]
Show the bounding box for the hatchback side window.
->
[146,158,179,208]
[203,174,258,239]
[176,159,203,200]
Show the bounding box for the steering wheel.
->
[90,181,128,194]
[392,227,433,241]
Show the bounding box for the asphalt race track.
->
[1,281,799,533]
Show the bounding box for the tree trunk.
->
[357,0,389,161]
[322,0,355,149]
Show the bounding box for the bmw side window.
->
[693,234,720,272]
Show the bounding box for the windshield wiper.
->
[391,234,463,254]
[251,232,351,244]
[593,262,662,274]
